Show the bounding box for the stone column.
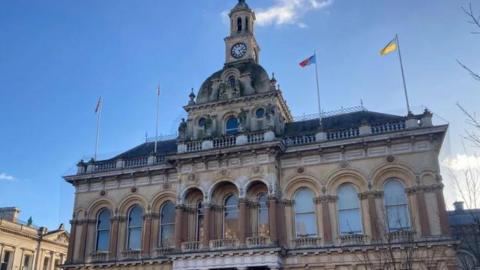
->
[109,216,120,259]
[78,219,91,262]
[202,204,211,248]
[416,189,431,237]
[367,192,381,242]
[320,196,334,244]
[174,205,184,249]
[66,220,77,263]
[268,196,278,244]
[238,199,248,245]
[434,185,450,235]
[142,213,153,256]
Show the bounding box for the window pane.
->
[161,201,175,224]
[128,228,142,250]
[224,195,239,239]
[339,209,362,234]
[294,188,315,213]
[128,206,143,227]
[338,184,360,210]
[384,180,407,205]
[96,230,109,251]
[258,193,269,235]
[295,213,317,236]
[226,117,239,135]
[387,205,410,230]
[160,224,175,247]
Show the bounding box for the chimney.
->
[0,207,20,222]
[453,201,464,211]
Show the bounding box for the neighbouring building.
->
[63,1,457,269]
[0,207,69,270]
[449,202,480,270]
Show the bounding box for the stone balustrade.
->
[339,234,368,245]
[90,251,109,262]
[246,236,272,248]
[209,238,239,250]
[181,241,202,252]
[121,250,142,260]
[292,236,321,248]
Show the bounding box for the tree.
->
[458,2,480,82]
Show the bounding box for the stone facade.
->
[63,1,457,269]
[0,207,69,270]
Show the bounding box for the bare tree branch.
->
[457,60,480,82]
[462,2,480,34]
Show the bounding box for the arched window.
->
[294,188,317,237]
[195,201,204,241]
[224,194,239,239]
[159,201,175,247]
[245,17,249,32]
[337,184,363,235]
[237,17,242,32]
[95,209,111,251]
[226,117,239,135]
[257,193,269,236]
[384,179,410,231]
[127,205,143,250]
[228,76,236,88]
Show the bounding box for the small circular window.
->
[198,117,206,127]
[256,108,265,118]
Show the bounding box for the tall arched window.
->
[245,17,249,32]
[127,205,143,250]
[226,117,239,135]
[237,17,242,32]
[384,179,410,231]
[337,184,363,235]
[159,201,175,247]
[195,201,204,241]
[95,209,111,251]
[257,193,269,236]
[228,76,236,88]
[224,194,239,239]
[294,188,317,237]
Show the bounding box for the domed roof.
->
[231,0,251,13]
[196,60,272,104]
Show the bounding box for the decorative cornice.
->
[358,191,384,200]
[315,195,338,204]
[406,183,444,194]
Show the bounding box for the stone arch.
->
[118,194,148,216]
[87,198,115,219]
[180,186,206,205]
[245,179,269,201]
[283,175,321,200]
[419,170,438,185]
[74,208,87,219]
[325,168,368,195]
[150,191,177,213]
[209,180,240,205]
[244,178,270,196]
[371,163,416,189]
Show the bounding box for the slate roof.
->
[110,139,177,160]
[284,110,405,137]
[448,209,480,226]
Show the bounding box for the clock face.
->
[231,43,247,59]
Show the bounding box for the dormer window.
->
[226,117,239,135]
[237,17,242,32]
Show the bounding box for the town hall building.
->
[63,1,457,269]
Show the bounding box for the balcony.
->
[154,246,175,256]
[181,241,202,252]
[209,238,239,250]
[386,230,416,243]
[339,234,368,245]
[90,251,109,262]
[246,236,272,248]
[121,249,142,260]
[292,236,321,248]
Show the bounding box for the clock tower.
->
[225,0,260,64]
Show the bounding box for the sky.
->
[0,0,479,230]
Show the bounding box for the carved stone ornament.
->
[386,155,395,163]
[297,167,305,174]
[187,173,196,182]
[251,165,262,174]
[339,161,349,168]
[131,187,137,193]
[162,182,171,190]
[100,190,106,196]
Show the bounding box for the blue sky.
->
[0,0,478,230]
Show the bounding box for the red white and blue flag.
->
[299,54,316,68]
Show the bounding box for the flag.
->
[156,85,160,96]
[380,37,397,56]
[299,54,316,68]
[94,97,102,113]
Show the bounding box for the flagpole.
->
[313,50,322,127]
[395,34,411,114]
[94,97,102,161]
[154,85,160,154]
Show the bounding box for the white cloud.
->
[255,0,333,27]
[442,154,480,171]
[0,172,15,181]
